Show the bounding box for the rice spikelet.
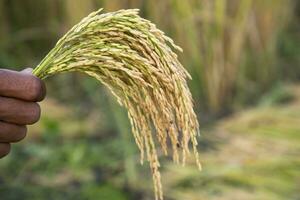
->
[33,9,201,200]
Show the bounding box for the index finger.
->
[0,69,46,102]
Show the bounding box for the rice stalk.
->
[33,8,201,200]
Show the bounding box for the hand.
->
[0,68,46,158]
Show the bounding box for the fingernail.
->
[22,68,33,74]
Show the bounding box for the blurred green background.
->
[0,0,299,200]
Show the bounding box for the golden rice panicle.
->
[33,8,201,200]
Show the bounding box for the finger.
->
[0,96,41,125]
[0,69,46,102]
[0,143,11,158]
[0,121,27,143]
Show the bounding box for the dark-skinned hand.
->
[0,68,46,158]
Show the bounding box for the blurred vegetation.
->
[0,0,299,200]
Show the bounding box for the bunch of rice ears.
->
[33,9,201,200]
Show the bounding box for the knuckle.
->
[0,143,11,158]
[27,103,41,124]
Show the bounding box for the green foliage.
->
[162,85,300,200]
[81,184,128,200]
[0,136,131,200]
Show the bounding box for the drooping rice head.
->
[33,9,201,200]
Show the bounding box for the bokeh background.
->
[0,0,299,199]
